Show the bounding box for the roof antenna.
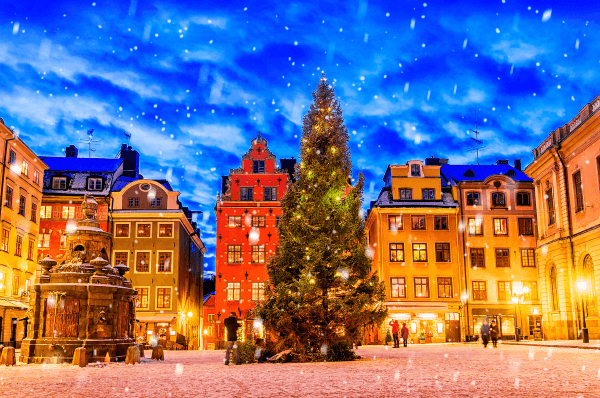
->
[468,110,486,165]
[125,132,132,146]
[79,129,101,158]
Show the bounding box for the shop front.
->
[135,314,176,347]
[386,302,460,344]
[472,308,516,340]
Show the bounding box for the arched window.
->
[506,170,517,178]
[550,266,559,311]
[583,255,596,307]
[463,169,475,178]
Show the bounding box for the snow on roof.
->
[40,156,123,173]
[370,187,458,209]
[440,164,532,184]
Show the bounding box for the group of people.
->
[388,320,410,347]
[479,318,500,348]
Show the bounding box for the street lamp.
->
[460,291,469,341]
[577,281,589,344]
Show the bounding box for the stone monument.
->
[20,195,137,364]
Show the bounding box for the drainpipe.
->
[457,184,470,340]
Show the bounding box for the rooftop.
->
[440,164,532,184]
[40,156,123,173]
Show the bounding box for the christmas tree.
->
[257,74,387,357]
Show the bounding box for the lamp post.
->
[577,281,589,344]
[460,292,469,341]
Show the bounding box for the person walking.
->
[480,318,490,348]
[389,320,400,348]
[401,323,409,347]
[490,319,500,348]
[224,312,241,365]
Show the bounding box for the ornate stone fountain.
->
[20,195,137,364]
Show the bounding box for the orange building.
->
[214,133,295,345]
[525,94,600,341]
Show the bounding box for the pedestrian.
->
[224,312,241,365]
[480,318,490,348]
[389,320,400,348]
[490,319,500,348]
[254,338,266,362]
[401,323,409,347]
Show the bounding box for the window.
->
[410,164,421,176]
[12,275,19,296]
[52,177,67,190]
[157,252,172,272]
[128,197,140,207]
[422,189,434,200]
[550,266,559,311]
[252,216,266,228]
[434,216,448,230]
[518,218,534,236]
[414,277,429,298]
[495,248,510,267]
[228,216,242,227]
[136,288,149,309]
[115,224,130,238]
[5,186,12,208]
[135,252,150,273]
[38,233,50,248]
[583,255,596,307]
[493,218,508,235]
[0,270,5,294]
[463,169,475,177]
[21,160,28,177]
[8,149,16,164]
[491,192,505,206]
[227,282,241,301]
[275,216,281,227]
[412,243,427,262]
[399,188,412,200]
[497,281,512,301]
[438,277,452,298]
[388,215,403,230]
[87,178,102,190]
[2,229,9,252]
[60,235,67,249]
[62,206,75,219]
[15,235,22,257]
[573,171,584,212]
[40,205,52,219]
[208,314,215,323]
[18,195,26,216]
[516,192,531,206]
[264,187,277,201]
[137,223,151,237]
[470,248,485,268]
[31,203,37,223]
[466,192,480,206]
[241,187,254,201]
[150,197,162,207]
[390,277,406,298]
[253,160,265,173]
[472,281,487,300]
[389,243,404,262]
[115,252,128,266]
[251,245,266,263]
[520,249,535,267]
[33,169,40,185]
[251,282,265,301]
[435,243,451,262]
[158,224,173,237]
[546,188,555,225]
[156,288,171,309]
[523,281,538,301]
[27,240,34,260]
[25,278,31,292]
[227,245,242,263]
[411,215,425,230]
[468,218,483,236]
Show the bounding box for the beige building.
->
[110,179,206,349]
[0,118,48,347]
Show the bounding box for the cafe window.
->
[518,218,534,236]
[470,248,485,268]
[156,288,171,309]
[252,216,266,228]
[472,281,487,300]
[137,223,151,237]
[229,216,242,227]
[435,243,450,262]
[399,188,412,200]
[411,215,425,230]
[573,171,584,212]
[158,223,173,237]
[493,218,508,235]
[251,282,264,301]
[390,277,406,298]
[434,216,448,230]
[135,252,150,273]
[114,252,128,266]
[468,218,483,236]
[227,245,242,263]
[521,249,536,267]
[496,248,510,267]
[414,277,429,298]
[422,189,434,200]
[115,224,130,238]
[546,188,555,225]
[389,243,404,262]
[241,187,254,201]
[388,215,403,231]
[251,245,266,263]
[437,277,452,298]
[412,243,427,262]
[466,191,480,206]
[497,281,512,301]
[136,287,149,309]
[51,177,67,190]
[491,192,505,206]
[264,187,277,201]
[253,160,265,173]
[516,192,531,206]
[227,282,241,301]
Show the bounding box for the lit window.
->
[252,216,266,227]
[437,277,452,298]
[21,160,28,177]
[497,281,512,301]
[38,233,50,248]
[136,287,149,309]
[227,282,241,301]
[251,245,266,263]
[389,243,404,262]
[468,218,483,235]
[157,252,172,272]
[390,277,406,298]
[158,224,172,237]
[156,288,171,309]
[137,223,151,237]
[521,249,535,267]
[115,224,130,237]
[62,206,75,219]
[493,218,508,235]
[388,215,403,230]
[412,243,427,262]
[227,245,242,263]
[15,235,22,257]
[40,205,52,219]
[472,281,487,300]
[251,282,264,301]
[228,216,242,227]
[414,277,429,297]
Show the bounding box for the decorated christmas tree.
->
[257,74,387,357]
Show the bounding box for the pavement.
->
[492,339,600,350]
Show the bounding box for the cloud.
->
[182,123,247,154]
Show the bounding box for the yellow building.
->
[0,118,48,347]
[525,94,600,341]
[366,160,462,344]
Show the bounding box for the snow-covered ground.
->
[1,343,599,397]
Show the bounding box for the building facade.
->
[214,133,294,345]
[525,94,600,340]
[365,160,462,344]
[0,118,48,348]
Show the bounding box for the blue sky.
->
[1,0,599,272]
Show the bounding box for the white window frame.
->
[155,286,172,310]
[87,177,103,191]
[156,250,174,274]
[52,177,67,190]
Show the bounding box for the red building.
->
[202,293,216,350]
[214,133,295,344]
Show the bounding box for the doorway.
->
[10,318,17,347]
[445,313,460,342]
[528,315,542,338]
[157,323,170,347]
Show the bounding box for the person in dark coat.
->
[401,323,409,347]
[224,312,241,365]
[490,319,500,348]
[389,320,400,348]
[480,318,490,348]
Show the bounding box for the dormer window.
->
[491,192,505,206]
[88,177,103,191]
[506,170,517,178]
[52,177,67,190]
[463,169,475,178]
[410,164,421,176]
[253,160,265,173]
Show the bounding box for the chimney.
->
[65,145,78,158]
[514,159,522,171]
[221,176,230,195]
[496,159,509,165]
[119,143,140,178]
[425,157,449,166]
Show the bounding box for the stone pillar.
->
[125,345,140,365]
[72,347,87,367]
[1,347,16,366]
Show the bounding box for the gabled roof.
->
[40,156,123,173]
[440,164,532,184]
